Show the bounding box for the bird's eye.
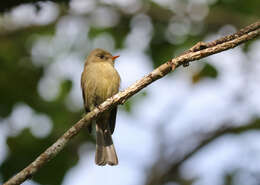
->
[99,54,105,59]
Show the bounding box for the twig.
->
[3,21,260,185]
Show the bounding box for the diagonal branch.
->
[4,21,260,185]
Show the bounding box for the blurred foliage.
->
[0,0,67,12]
[123,91,147,113]
[0,0,259,185]
[89,16,131,49]
[192,63,218,83]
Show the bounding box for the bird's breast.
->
[84,62,120,103]
[93,63,120,84]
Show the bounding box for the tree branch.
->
[145,120,260,185]
[4,21,260,185]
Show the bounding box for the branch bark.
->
[4,21,260,185]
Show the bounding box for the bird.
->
[81,48,120,166]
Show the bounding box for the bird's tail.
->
[95,124,118,166]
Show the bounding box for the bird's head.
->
[86,48,119,66]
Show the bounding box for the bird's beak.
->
[112,55,120,61]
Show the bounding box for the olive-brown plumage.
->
[81,48,120,166]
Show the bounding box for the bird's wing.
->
[81,71,92,133]
[109,107,117,134]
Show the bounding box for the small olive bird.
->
[81,48,120,166]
